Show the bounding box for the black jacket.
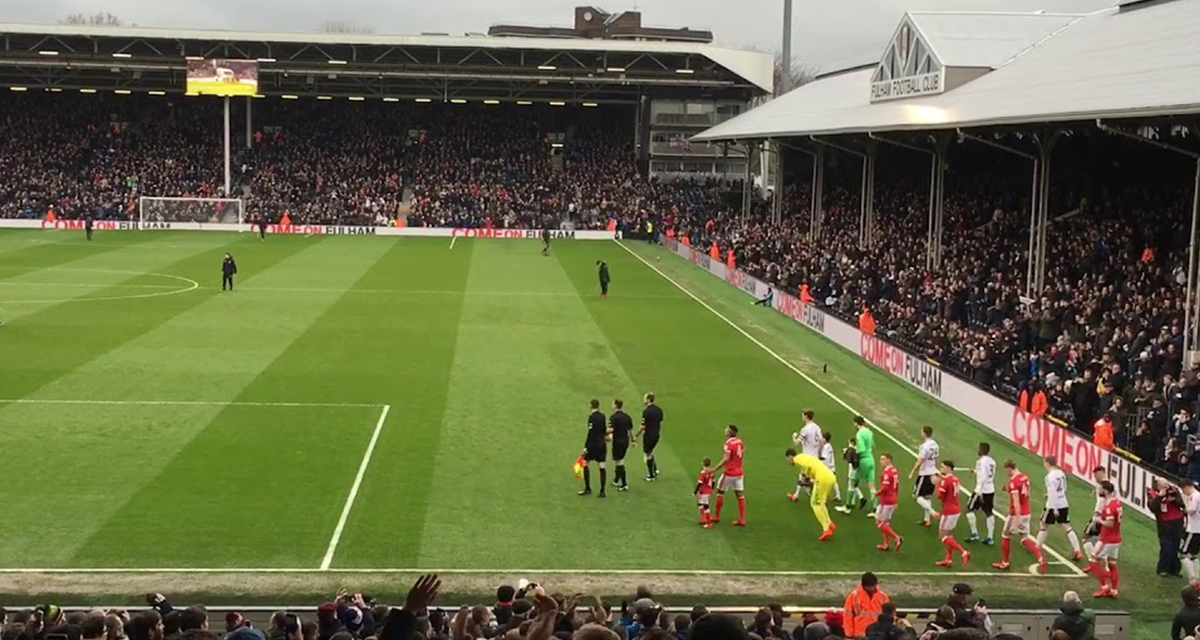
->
[1051,601,1094,640]
[379,610,418,640]
[864,618,906,640]
[598,262,610,284]
[1172,604,1200,640]
[223,257,238,276]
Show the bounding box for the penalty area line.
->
[0,567,1077,578]
[320,404,392,570]
[613,240,1087,578]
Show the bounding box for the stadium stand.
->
[690,0,1200,487]
[0,95,744,233]
[669,134,1200,479]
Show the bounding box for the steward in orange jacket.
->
[843,572,889,638]
[800,283,814,304]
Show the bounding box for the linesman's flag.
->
[573,456,586,479]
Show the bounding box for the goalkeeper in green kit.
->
[854,416,878,516]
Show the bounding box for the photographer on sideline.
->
[1151,478,1186,576]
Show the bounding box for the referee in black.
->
[597,260,610,297]
[85,215,94,241]
[638,392,664,481]
[608,399,635,492]
[541,226,551,256]
[222,252,238,291]
[580,398,607,498]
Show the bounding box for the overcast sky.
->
[5,0,1117,70]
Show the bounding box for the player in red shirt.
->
[695,457,716,528]
[712,424,746,526]
[874,453,903,551]
[993,460,1047,572]
[1089,480,1122,598]
[930,461,970,568]
[873,453,902,549]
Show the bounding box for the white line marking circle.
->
[0,267,200,305]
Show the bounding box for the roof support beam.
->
[810,136,873,249]
[956,129,1043,299]
[868,132,946,270]
[1098,120,1200,362]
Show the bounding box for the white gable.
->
[870,15,944,102]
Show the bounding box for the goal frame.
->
[138,196,245,225]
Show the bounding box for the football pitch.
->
[0,229,1177,625]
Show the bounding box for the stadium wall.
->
[662,238,1165,520]
[0,219,616,240]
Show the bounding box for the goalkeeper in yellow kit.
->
[786,449,837,541]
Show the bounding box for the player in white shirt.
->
[794,410,823,457]
[1082,467,1108,562]
[1038,456,1084,561]
[908,426,939,526]
[788,410,822,502]
[965,442,997,545]
[1182,480,1200,586]
[819,430,842,503]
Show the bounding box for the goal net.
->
[138,197,244,225]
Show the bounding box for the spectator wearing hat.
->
[686,614,747,640]
[1050,591,1095,640]
[316,604,345,640]
[947,584,989,632]
[842,572,888,638]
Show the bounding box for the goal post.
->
[138,197,245,225]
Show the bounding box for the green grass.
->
[0,229,1177,635]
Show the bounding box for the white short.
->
[1092,541,1121,560]
[1006,514,1032,536]
[697,494,711,507]
[875,504,897,523]
[939,514,961,531]
[719,474,744,492]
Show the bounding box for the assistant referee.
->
[638,392,664,481]
[579,399,608,498]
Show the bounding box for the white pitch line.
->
[449,235,458,250]
[0,399,383,408]
[613,240,1087,578]
[321,404,392,570]
[0,567,1075,578]
[196,286,682,300]
[0,282,179,290]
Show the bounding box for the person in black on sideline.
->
[608,399,635,492]
[541,227,551,256]
[638,392,664,481]
[85,215,94,241]
[580,398,608,498]
[222,252,238,291]
[597,260,610,297]
[257,216,267,241]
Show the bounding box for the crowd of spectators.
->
[4,573,1184,640]
[671,134,1200,479]
[0,94,729,232]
